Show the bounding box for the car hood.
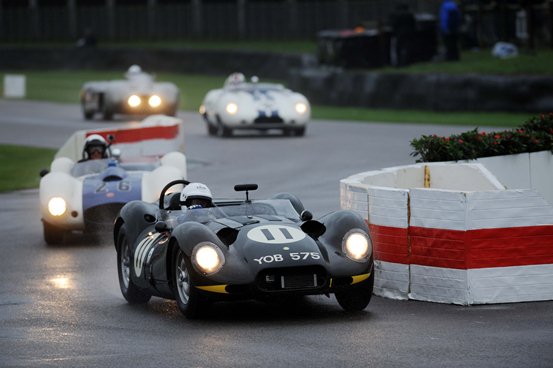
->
[82,171,143,211]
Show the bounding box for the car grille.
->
[254,115,284,124]
[256,266,328,292]
[84,203,124,229]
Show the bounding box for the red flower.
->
[494,134,501,139]
[458,139,464,144]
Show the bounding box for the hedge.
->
[410,113,553,162]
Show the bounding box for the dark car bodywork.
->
[114,182,374,318]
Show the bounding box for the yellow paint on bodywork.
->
[196,285,228,294]
[351,273,371,285]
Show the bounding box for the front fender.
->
[39,171,83,230]
[170,222,253,284]
[318,210,372,277]
[115,200,158,249]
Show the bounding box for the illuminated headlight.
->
[295,102,308,114]
[127,95,141,107]
[192,242,225,275]
[199,104,206,114]
[342,230,371,262]
[148,95,162,108]
[225,102,238,115]
[48,197,67,217]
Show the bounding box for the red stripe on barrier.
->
[369,223,553,269]
[86,124,179,143]
[369,224,409,264]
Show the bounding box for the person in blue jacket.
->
[440,0,461,61]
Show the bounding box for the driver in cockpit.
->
[180,182,214,210]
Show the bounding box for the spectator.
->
[389,3,416,67]
[440,0,461,61]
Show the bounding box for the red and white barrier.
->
[55,115,185,162]
[341,158,553,305]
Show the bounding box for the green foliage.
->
[410,113,553,162]
[0,145,56,192]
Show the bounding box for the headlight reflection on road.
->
[49,275,72,289]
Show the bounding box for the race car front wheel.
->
[43,221,64,245]
[173,246,208,319]
[117,228,151,304]
[335,271,374,312]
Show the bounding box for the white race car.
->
[39,115,187,244]
[200,73,310,137]
[80,65,179,120]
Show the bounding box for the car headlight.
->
[199,104,206,114]
[295,102,308,114]
[48,197,67,217]
[127,95,141,107]
[192,242,225,275]
[225,102,238,115]
[148,95,162,108]
[342,230,371,262]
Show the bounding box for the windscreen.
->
[170,199,301,226]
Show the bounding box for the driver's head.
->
[180,182,213,210]
[83,134,108,160]
[224,72,246,87]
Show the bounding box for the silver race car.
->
[200,73,310,137]
[80,65,179,120]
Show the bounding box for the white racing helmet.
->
[224,72,246,87]
[82,134,108,160]
[127,64,142,74]
[180,182,213,210]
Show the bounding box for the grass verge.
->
[0,145,56,192]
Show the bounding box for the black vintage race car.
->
[114,180,374,318]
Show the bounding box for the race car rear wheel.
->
[335,272,374,312]
[117,229,151,304]
[173,247,208,319]
[43,221,64,245]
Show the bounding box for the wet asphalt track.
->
[0,99,552,368]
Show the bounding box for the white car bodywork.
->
[39,116,187,244]
[80,71,179,120]
[200,79,310,137]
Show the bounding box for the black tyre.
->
[207,123,217,136]
[295,127,306,137]
[217,124,232,137]
[83,111,94,120]
[173,246,208,319]
[117,228,151,304]
[43,221,64,245]
[335,272,374,312]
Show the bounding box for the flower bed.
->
[410,113,553,162]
